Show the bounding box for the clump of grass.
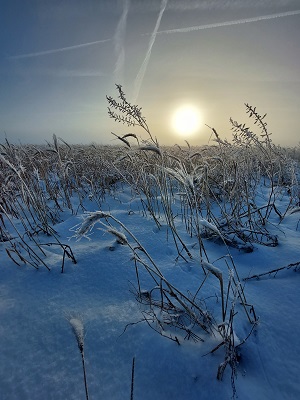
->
[105,85,300,394]
[74,209,257,389]
[1,84,299,397]
[106,85,296,258]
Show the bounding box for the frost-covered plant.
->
[74,210,257,388]
[105,87,295,394]
[0,137,127,270]
[107,84,157,145]
[69,317,89,400]
[106,86,299,256]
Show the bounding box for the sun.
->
[171,104,202,137]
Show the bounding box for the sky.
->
[1,0,300,147]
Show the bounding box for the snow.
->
[0,184,300,400]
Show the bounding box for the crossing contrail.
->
[132,0,168,103]
[8,38,112,59]
[114,0,130,83]
[155,9,300,35]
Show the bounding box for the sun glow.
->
[171,105,202,137]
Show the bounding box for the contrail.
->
[114,0,130,83]
[132,0,168,103]
[8,38,112,59]
[155,9,300,35]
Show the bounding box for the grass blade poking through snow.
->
[69,318,89,400]
[130,356,135,400]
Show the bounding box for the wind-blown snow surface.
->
[0,187,299,400]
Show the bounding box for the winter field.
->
[1,93,300,400]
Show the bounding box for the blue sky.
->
[1,0,300,146]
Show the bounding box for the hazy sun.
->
[171,105,202,137]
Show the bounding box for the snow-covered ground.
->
[0,184,300,400]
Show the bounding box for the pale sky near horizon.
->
[1,0,300,147]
